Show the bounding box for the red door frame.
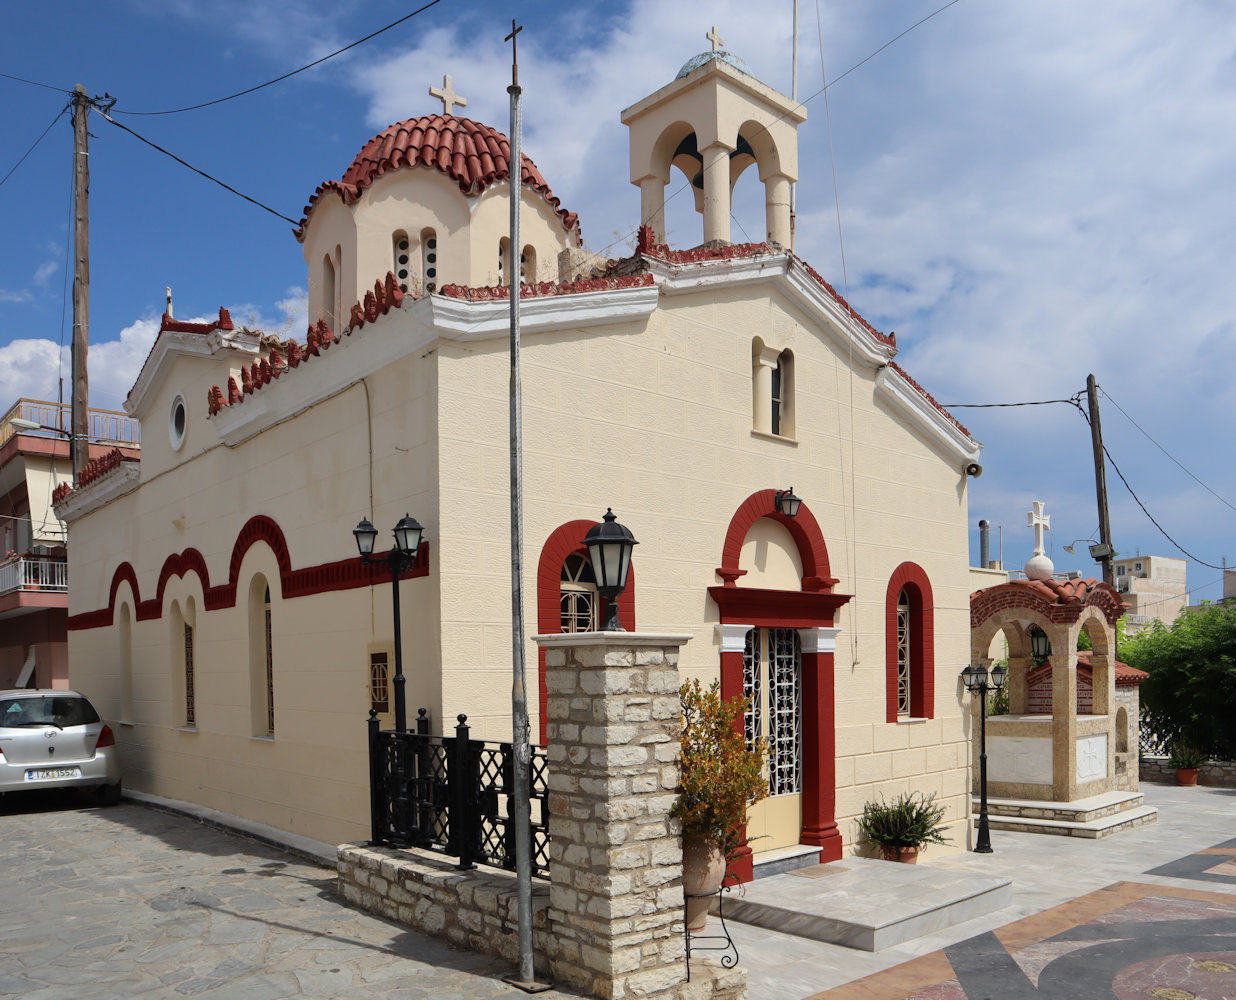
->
[710,490,851,881]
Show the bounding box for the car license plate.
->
[24,767,82,781]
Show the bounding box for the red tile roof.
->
[1077,650,1148,686]
[298,115,581,240]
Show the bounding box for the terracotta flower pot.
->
[682,835,726,931]
[881,845,920,863]
[1176,767,1199,787]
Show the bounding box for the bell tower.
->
[621,27,806,247]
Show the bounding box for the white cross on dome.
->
[429,74,468,116]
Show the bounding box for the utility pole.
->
[71,85,91,483]
[1087,373,1114,586]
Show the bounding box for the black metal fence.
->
[367,708,550,878]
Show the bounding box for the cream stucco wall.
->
[66,251,978,857]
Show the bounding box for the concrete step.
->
[718,857,1012,952]
[984,804,1159,838]
[981,790,1146,824]
[751,844,823,880]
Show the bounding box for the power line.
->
[100,112,299,226]
[592,0,964,260]
[0,70,73,95]
[1099,385,1236,515]
[111,0,444,116]
[1073,405,1228,571]
[0,101,71,190]
[944,397,1082,409]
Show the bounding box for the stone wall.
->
[1139,756,1236,787]
[338,633,747,1000]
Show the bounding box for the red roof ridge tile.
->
[297,115,581,241]
[888,360,971,439]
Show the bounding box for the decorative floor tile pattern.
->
[809,881,1236,999]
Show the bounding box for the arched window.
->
[885,563,935,722]
[421,228,438,294]
[521,244,536,284]
[393,230,411,294]
[322,254,337,331]
[560,553,597,633]
[498,237,510,286]
[772,349,794,437]
[1116,706,1129,753]
[249,576,274,737]
[118,603,133,724]
[171,599,196,728]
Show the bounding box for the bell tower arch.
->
[621,28,806,247]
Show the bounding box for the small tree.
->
[1123,603,1236,761]
[672,679,767,859]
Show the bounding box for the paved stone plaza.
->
[1,782,1232,999]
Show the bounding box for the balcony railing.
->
[0,556,68,595]
[0,398,140,449]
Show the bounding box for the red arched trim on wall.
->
[68,513,430,630]
[885,561,935,722]
[717,489,835,590]
[536,519,637,742]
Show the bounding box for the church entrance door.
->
[742,627,802,854]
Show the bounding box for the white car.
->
[0,690,122,805]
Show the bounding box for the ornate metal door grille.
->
[743,627,802,796]
[897,589,911,717]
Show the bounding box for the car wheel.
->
[97,781,122,807]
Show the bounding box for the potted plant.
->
[857,791,949,863]
[1168,741,1205,786]
[672,679,767,931]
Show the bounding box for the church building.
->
[57,37,983,877]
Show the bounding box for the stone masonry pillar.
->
[534,632,745,1000]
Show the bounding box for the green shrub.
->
[856,791,949,850]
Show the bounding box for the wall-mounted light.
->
[774,487,801,518]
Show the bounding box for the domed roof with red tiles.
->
[298,114,580,240]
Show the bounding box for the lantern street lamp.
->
[961,662,1007,853]
[1029,625,1052,664]
[354,513,424,732]
[774,487,802,517]
[582,509,638,632]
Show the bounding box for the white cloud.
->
[0,290,32,303]
[32,261,58,288]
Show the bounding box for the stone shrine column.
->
[701,142,734,244]
[1049,647,1078,801]
[534,632,746,1000]
[764,173,792,247]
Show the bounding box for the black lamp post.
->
[582,509,637,632]
[961,662,1007,853]
[354,513,424,733]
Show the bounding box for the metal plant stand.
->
[683,885,738,980]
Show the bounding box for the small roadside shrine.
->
[968,502,1155,836]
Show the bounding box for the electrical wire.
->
[0,101,71,190]
[1073,405,1228,571]
[944,398,1082,409]
[1099,386,1236,515]
[100,112,299,226]
[0,70,73,95]
[110,0,443,116]
[591,0,964,261]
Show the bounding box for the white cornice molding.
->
[645,253,898,369]
[210,287,661,446]
[799,626,842,654]
[126,328,261,419]
[715,623,752,652]
[875,366,981,463]
[53,462,140,523]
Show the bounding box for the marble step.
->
[983,804,1159,838]
[980,790,1146,823]
[718,857,1012,952]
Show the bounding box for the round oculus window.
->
[169,394,187,451]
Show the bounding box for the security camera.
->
[965,462,983,478]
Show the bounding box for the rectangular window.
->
[770,362,783,436]
[560,589,595,633]
[184,623,195,727]
[370,652,390,713]
[1115,565,1126,576]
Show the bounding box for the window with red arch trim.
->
[535,520,636,742]
[885,562,934,722]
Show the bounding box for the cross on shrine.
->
[429,74,467,116]
[1027,500,1051,556]
[707,25,724,52]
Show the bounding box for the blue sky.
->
[2,1,1234,605]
